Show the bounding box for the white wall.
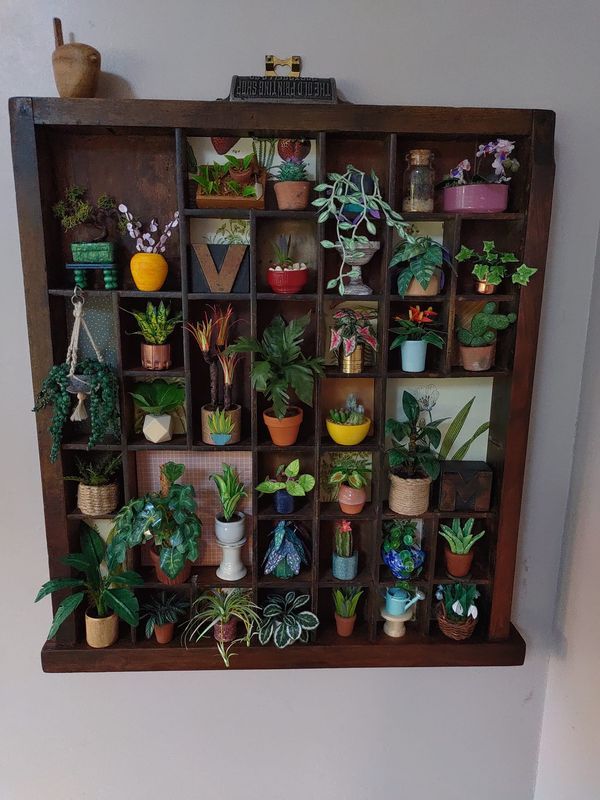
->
[1,2,599,798]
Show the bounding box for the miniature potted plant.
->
[259,592,319,649]
[191,159,264,210]
[439,518,485,578]
[389,235,453,297]
[332,519,358,580]
[209,464,247,544]
[332,586,363,637]
[329,306,378,374]
[207,408,235,446]
[328,455,372,515]
[389,305,445,373]
[386,390,442,515]
[381,518,425,580]
[255,458,315,514]
[227,313,324,446]
[64,454,121,516]
[266,234,309,294]
[263,520,310,579]
[326,394,371,446]
[141,591,189,645]
[118,204,179,292]
[455,241,537,294]
[111,462,201,585]
[225,154,256,186]
[34,358,119,463]
[129,379,185,443]
[183,588,261,667]
[53,185,121,266]
[456,302,517,372]
[313,164,412,295]
[35,522,141,648]
[125,301,182,371]
[437,139,520,213]
[272,157,311,210]
[187,305,242,445]
[435,583,479,640]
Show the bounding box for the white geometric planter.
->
[216,537,247,581]
[214,512,245,544]
[142,413,173,444]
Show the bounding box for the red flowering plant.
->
[329,307,378,358]
[389,305,445,351]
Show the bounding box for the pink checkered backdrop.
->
[136,451,253,567]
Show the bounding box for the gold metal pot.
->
[341,345,364,374]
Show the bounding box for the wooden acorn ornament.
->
[52,18,101,98]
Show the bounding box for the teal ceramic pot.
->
[400,340,427,372]
[332,551,358,581]
[211,433,232,446]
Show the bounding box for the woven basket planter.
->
[388,474,431,516]
[436,603,477,641]
[77,482,119,516]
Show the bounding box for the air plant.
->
[118,204,179,253]
[186,305,239,410]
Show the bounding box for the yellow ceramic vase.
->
[130,252,168,291]
[326,418,371,446]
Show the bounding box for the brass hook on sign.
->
[265,55,301,78]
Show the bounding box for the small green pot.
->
[71,242,115,264]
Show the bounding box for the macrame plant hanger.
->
[66,287,104,422]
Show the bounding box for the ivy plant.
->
[456,241,537,287]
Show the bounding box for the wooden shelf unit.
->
[10,98,555,671]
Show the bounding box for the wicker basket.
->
[201,404,241,445]
[436,603,477,641]
[77,482,119,516]
[388,473,431,516]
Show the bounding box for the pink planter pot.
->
[442,184,508,213]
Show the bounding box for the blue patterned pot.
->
[382,546,425,579]
[332,551,358,581]
[274,490,295,514]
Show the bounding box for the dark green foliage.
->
[386,391,444,480]
[53,185,123,240]
[258,592,319,648]
[34,522,142,639]
[456,302,517,347]
[141,592,189,639]
[456,241,537,287]
[64,454,121,486]
[332,586,363,618]
[273,159,308,182]
[129,379,185,415]
[389,236,453,296]
[226,313,324,419]
[33,360,119,462]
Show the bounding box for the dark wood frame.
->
[10,98,555,671]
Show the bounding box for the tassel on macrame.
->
[70,391,89,422]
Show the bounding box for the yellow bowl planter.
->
[326,418,371,446]
[130,252,168,292]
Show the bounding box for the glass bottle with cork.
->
[403,149,435,212]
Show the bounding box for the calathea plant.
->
[259,592,319,649]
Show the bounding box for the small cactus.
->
[328,394,366,425]
[457,302,517,347]
[335,520,353,557]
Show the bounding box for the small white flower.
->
[126,222,133,232]
[160,246,166,253]
[136,237,143,248]
[452,600,464,616]
[468,604,478,619]
[118,203,127,213]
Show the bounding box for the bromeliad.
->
[389,305,445,350]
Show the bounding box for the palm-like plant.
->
[182,588,261,667]
[386,391,444,480]
[226,313,324,419]
[186,305,239,409]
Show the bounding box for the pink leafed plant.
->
[118,204,179,254]
[329,307,378,356]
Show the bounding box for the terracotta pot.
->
[154,622,175,645]
[274,181,311,210]
[388,473,431,516]
[85,609,118,648]
[130,252,168,292]
[229,164,254,186]
[341,345,364,374]
[149,546,192,585]
[141,342,172,370]
[201,404,242,445]
[474,280,497,295]
[459,343,496,372]
[214,618,238,643]
[335,613,356,637]
[406,270,441,296]
[338,484,366,515]
[445,547,474,578]
[442,184,509,213]
[263,407,303,446]
[267,268,308,294]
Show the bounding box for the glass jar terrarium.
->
[402,149,435,213]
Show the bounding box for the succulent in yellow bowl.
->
[326,394,371,446]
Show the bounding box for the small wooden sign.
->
[229,76,337,104]
[439,461,493,512]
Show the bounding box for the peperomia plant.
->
[313,165,412,294]
[386,390,444,480]
[111,462,201,579]
[258,592,319,648]
[455,241,537,287]
[118,205,179,253]
[456,302,517,347]
[437,139,520,187]
[255,459,315,499]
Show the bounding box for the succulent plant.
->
[439,518,485,554]
[332,586,363,618]
[334,520,353,557]
[273,157,308,182]
[456,302,517,347]
[126,301,183,345]
[329,394,366,425]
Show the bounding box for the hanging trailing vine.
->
[33,359,119,462]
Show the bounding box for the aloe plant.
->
[259,592,319,648]
[332,586,363,618]
[208,408,235,436]
[439,518,485,554]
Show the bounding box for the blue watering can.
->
[385,586,425,616]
